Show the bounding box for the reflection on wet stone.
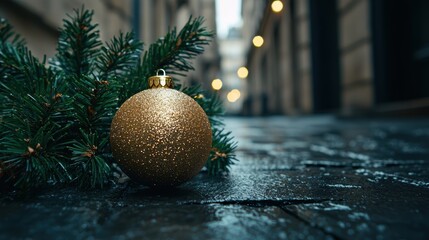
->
[1,116,429,239]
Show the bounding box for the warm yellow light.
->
[237,67,249,79]
[211,78,223,90]
[252,35,264,47]
[227,89,241,103]
[271,0,283,13]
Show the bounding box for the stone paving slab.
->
[1,116,429,239]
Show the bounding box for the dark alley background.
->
[1,1,429,239]
[1,0,428,116]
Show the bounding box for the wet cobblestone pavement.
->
[1,116,429,239]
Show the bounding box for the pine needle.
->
[0,7,237,191]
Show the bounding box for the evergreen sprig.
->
[69,129,110,188]
[0,18,25,47]
[0,25,70,189]
[53,8,102,76]
[0,7,237,191]
[97,32,142,79]
[51,8,142,188]
[66,74,116,188]
[206,128,237,175]
[141,16,213,83]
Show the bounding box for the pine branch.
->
[0,43,49,93]
[205,128,237,175]
[52,7,102,76]
[65,74,116,188]
[51,9,117,188]
[53,10,143,188]
[97,32,143,105]
[66,74,115,188]
[1,7,238,190]
[201,94,225,127]
[68,74,118,133]
[0,122,70,189]
[0,44,70,188]
[69,130,110,188]
[97,32,142,79]
[0,38,69,133]
[140,16,214,85]
[0,18,25,47]
[116,17,214,103]
[0,16,73,189]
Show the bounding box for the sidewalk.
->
[1,116,429,239]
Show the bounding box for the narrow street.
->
[1,116,428,239]
[2,0,429,239]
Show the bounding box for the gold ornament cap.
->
[148,69,174,89]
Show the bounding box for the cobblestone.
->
[1,116,428,239]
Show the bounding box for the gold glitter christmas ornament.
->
[110,69,212,187]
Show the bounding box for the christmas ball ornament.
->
[110,69,212,187]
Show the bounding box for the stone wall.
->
[242,0,315,116]
[0,0,219,91]
[294,0,312,114]
[242,0,298,115]
[242,0,378,115]
[338,0,373,113]
[0,0,131,59]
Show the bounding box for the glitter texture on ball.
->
[110,87,212,187]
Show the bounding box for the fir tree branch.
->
[66,73,115,188]
[141,16,214,85]
[97,32,142,79]
[1,7,238,190]
[0,21,70,189]
[0,18,25,47]
[0,43,67,133]
[68,74,118,133]
[69,130,110,188]
[0,122,70,189]
[200,94,225,127]
[52,7,102,76]
[51,8,116,188]
[119,16,216,105]
[205,128,237,175]
[0,43,49,93]
[0,81,70,189]
[97,32,143,105]
[53,9,143,188]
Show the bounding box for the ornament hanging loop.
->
[156,69,166,76]
[149,69,174,89]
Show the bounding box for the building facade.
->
[0,0,219,90]
[242,0,429,116]
[218,27,247,113]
